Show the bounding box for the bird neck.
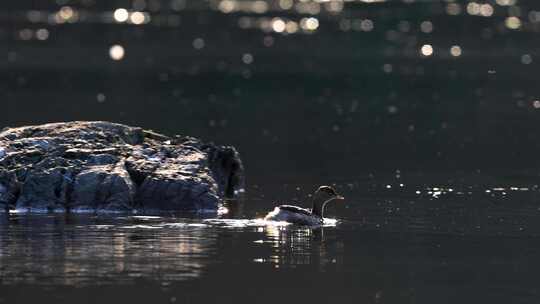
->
[312,197,333,218]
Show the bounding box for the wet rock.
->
[70,162,135,211]
[0,171,19,208]
[0,121,244,212]
[15,168,68,211]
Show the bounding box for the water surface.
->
[2,1,540,302]
[1,175,540,304]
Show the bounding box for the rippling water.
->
[3,0,540,302]
[2,174,540,304]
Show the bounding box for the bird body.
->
[264,205,323,225]
[263,186,344,225]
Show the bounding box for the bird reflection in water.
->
[256,221,343,270]
[0,213,344,286]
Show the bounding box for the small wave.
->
[203,218,339,228]
[322,218,338,226]
[83,225,115,230]
[203,218,274,228]
[162,223,209,228]
[131,216,163,220]
[10,207,66,214]
[5,207,220,215]
[120,224,163,229]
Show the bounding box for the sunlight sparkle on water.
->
[56,6,77,23]
[450,45,462,57]
[421,44,433,56]
[505,17,521,29]
[109,45,125,61]
[446,3,462,15]
[36,28,49,40]
[242,53,254,64]
[218,206,229,215]
[301,17,319,31]
[193,38,205,50]
[272,18,286,32]
[521,54,532,65]
[113,8,129,23]
[496,0,517,6]
[129,11,148,25]
[420,21,433,33]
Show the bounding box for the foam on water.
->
[120,224,164,229]
[131,216,163,220]
[78,218,339,231]
[10,207,58,214]
[203,218,338,228]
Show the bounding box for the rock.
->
[70,162,135,211]
[0,121,244,212]
[15,167,69,211]
[0,171,18,207]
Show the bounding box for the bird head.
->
[315,185,345,202]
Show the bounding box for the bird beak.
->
[336,195,345,200]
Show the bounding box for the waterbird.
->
[264,185,344,225]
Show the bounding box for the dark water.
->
[4,0,540,175]
[3,0,540,303]
[2,174,540,303]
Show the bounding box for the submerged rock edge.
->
[0,121,244,212]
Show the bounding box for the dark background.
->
[2,0,540,185]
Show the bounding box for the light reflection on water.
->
[0,214,340,286]
[0,216,214,285]
[1,178,540,303]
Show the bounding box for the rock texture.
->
[0,121,244,212]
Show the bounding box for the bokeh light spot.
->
[521,54,532,65]
[130,11,147,25]
[450,45,462,57]
[272,18,286,33]
[109,45,125,61]
[505,17,521,29]
[193,38,205,50]
[242,53,254,64]
[301,17,319,31]
[420,44,433,56]
[114,8,129,23]
[36,28,49,41]
[420,21,433,33]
